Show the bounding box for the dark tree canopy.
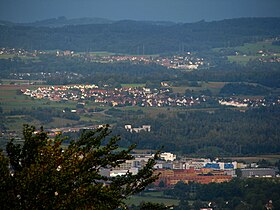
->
[0,124,159,209]
[0,17,279,54]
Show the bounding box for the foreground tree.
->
[0,124,159,209]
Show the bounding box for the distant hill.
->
[0,17,114,28]
[20,16,114,27]
[0,17,279,54]
[0,20,15,27]
[0,17,177,28]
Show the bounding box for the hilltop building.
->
[124,124,151,133]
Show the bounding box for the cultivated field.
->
[126,193,179,206]
[227,154,280,163]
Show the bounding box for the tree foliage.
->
[0,124,159,209]
[139,202,168,210]
[164,178,280,210]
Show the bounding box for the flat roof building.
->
[241,168,276,178]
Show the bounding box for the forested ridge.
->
[1,17,280,54]
[112,106,280,156]
[185,62,280,88]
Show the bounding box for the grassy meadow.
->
[126,191,180,206]
[214,40,280,64]
[172,81,226,95]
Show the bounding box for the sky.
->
[0,0,280,23]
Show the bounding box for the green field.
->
[1,79,45,85]
[227,154,280,163]
[233,40,280,55]
[125,191,180,207]
[172,81,226,95]
[121,83,146,88]
[0,84,80,132]
[126,195,179,206]
[214,40,280,64]
[0,54,40,61]
[0,54,14,59]
[214,40,280,55]
[117,106,176,118]
[143,191,164,197]
[79,51,116,56]
[227,55,260,64]
[228,54,280,64]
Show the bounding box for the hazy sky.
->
[0,0,280,23]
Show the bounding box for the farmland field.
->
[233,40,280,55]
[126,195,179,206]
[172,81,226,95]
[227,55,260,64]
[0,84,82,131]
[213,40,280,64]
[227,154,280,163]
[0,54,15,59]
[228,54,280,64]
[121,83,146,88]
[0,54,40,61]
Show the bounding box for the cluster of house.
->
[0,48,32,57]
[258,56,280,63]
[9,71,82,82]
[233,44,280,64]
[22,84,280,109]
[155,54,205,70]
[0,48,76,58]
[255,49,280,63]
[0,47,48,57]
[84,54,151,64]
[100,152,279,187]
[21,85,207,108]
[82,52,205,70]
[219,99,248,108]
[1,47,206,71]
[219,97,280,108]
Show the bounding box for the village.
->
[218,97,280,108]
[0,47,206,70]
[21,84,280,109]
[21,84,207,108]
[83,52,205,70]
